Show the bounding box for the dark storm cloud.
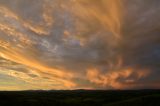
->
[118,0,160,87]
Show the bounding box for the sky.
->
[0,0,160,90]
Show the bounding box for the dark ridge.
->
[0,90,159,106]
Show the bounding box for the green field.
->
[0,90,159,106]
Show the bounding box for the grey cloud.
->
[0,0,160,89]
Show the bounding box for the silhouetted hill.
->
[0,90,159,106]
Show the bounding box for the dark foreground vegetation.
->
[0,90,160,106]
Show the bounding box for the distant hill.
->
[0,90,159,106]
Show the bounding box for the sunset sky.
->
[0,0,160,90]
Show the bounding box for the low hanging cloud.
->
[0,0,159,90]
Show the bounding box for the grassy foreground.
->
[0,90,159,106]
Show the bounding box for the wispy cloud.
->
[0,0,159,90]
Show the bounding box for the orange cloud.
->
[0,4,76,89]
[87,68,150,89]
[70,0,123,39]
[0,0,159,90]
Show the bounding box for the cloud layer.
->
[0,0,160,90]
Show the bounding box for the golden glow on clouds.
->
[0,2,76,89]
[0,0,159,90]
[87,68,150,89]
[71,0,123,38]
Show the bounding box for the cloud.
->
[86,68,150,89]
[0,0,159,90]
